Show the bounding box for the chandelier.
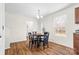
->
[36,9,43,19]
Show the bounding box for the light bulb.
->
[36,15,39,19]
[41,16,43,18]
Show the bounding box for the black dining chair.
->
[28,32,32,48]
[32,34,38,48]
[28,32,34,49]
[40,32,49,49]
[29,32,38,49]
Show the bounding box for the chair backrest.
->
[44,32,49,38]
[28,32,32,40]
[32,32,37,35]
[32,35,38,41]
[28,32,31,35]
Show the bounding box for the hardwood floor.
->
[5,40,76,55]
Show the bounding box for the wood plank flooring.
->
[5,41,76,55]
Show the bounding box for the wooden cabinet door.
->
[75,7,79,24]
[74,34,79,54]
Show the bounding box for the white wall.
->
[0,3,5,55]
[5,12,39,49]
[42,4,79,48]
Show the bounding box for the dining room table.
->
[33,33,44,48]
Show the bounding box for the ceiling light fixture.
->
[36,9,43,19]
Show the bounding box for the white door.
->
[0,3,4,55]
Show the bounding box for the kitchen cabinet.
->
[75,7,79,24]
[74,33,79,54]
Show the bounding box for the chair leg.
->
[36,41,38,48]
[43,43,45,49]
[29,41,32,49]
[35,40,37,48]
[29,41,31,48]
[47,44,49,48]
[31,43,33,49]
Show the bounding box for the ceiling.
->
[5,3,73,18]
